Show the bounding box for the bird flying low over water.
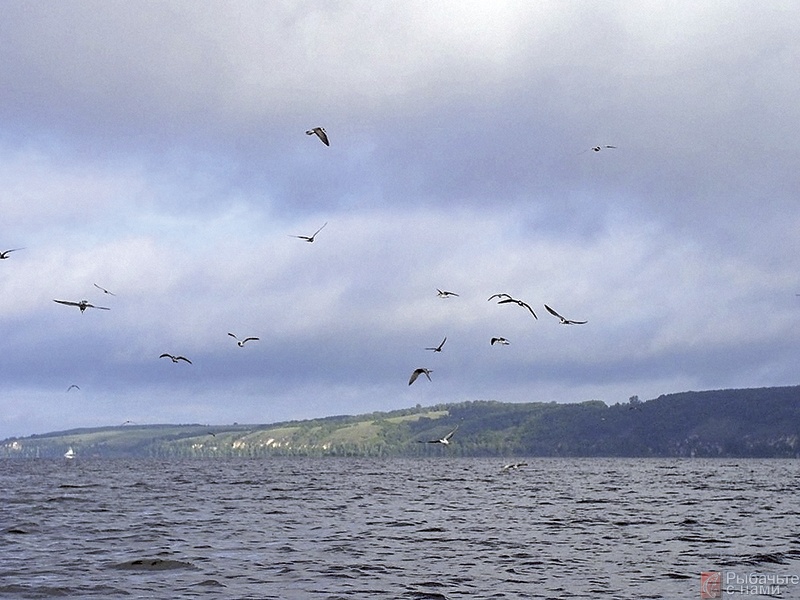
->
[305,127,329,146]
[425,337,447,352]
[408,368,433,385]
[436,289,459,298]
[291,222,327,242]
[488,293,537,319]
[490,337,510,345]
[420,425,459,445]
[53,299,110,313]
[160,353,192,364]
[501,462,528,471]
[0,248,24,259]
[93,283,115,296]
[544,304,587,325]
[228,333,259,347]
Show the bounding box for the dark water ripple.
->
[2,457,799,599]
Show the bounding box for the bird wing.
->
[408,370,421,385]
[89,304,111,310]
[544,304,563,319]
[443,425,459,440]
[317,129,330,146]
[519,301,537,319]
[228,333,238,339]
[176,356,192,364]
[159,353,173,359]
[568,319,588,325]
[243,337,259,343]
[54,299,80,307]
[311,222,328,237]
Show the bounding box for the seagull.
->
[160,353,192,364]
[425,337,447,352]
[53,299,110,313]
[0,248,24,259]
[579,145,617,154]
[93,283,115,296]
[501,462,528,471]
[408,368,433,385]
[228,333,260,347]
[290,222,327,242]
[305,127,329,146]
[490,293,537,319]
[436,289,459,298]
[420,424,459,445]
[544,304,587,325]
[66,384,80,392]
[490,337,510,345]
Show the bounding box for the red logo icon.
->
[701,572,722,598]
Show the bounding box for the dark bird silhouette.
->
[160,353,192,364]
[419,425,459,445]
[436,289,459,298]
[290,222,327,242]
[53,299,110,313]
[489,293,537,319]
[93,283,115,296]
[305,127,329,146]
[544,304,587,325]
[228,333,259,347]
[425,337,447,352]
[408,368,433,385]
[490,337,510,345]
[66,384,80,392]
[0,248,24,259]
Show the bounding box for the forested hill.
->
[3,385,799,459]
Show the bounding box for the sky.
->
[2,1,799,440]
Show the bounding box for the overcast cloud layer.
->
[2,1,799,439]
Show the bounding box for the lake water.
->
[2,457,800,599]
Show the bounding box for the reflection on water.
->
[2,458,799,599]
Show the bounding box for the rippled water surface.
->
[2,457,800,599]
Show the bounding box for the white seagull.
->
[53,299,110,313]
[160,353,192,364]
[436,289,459,298]
[420,425,459,445]
[488,293,537,319]
[228,333,260,347]
[425,337,447,352]
[0,248,24,259]
[291,222,327,242]
[490,337,510,345]
[408,368,433,386]
[544,304,587,325]
[93,283,115,296]
[305,127,330,146]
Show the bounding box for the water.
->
[2,457,800,599]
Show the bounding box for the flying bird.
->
[425,337,447,352]
[579,145,617,154]
[159,353,192,364]
[305,127,329,146]
[408,368,433,385]
[53,299,110,313]
[66,384,80,392]
[291,222,327,242]
[436,289,459,298]
[420,425,459,445]
[544,304,587,325]
[501,462,528,471]
[489,293,537,319]
[228,333,260,347]
[93,283,115,296]
[0,248,24,259]
[490,337,510,345]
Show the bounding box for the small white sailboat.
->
[64,447,75,460]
